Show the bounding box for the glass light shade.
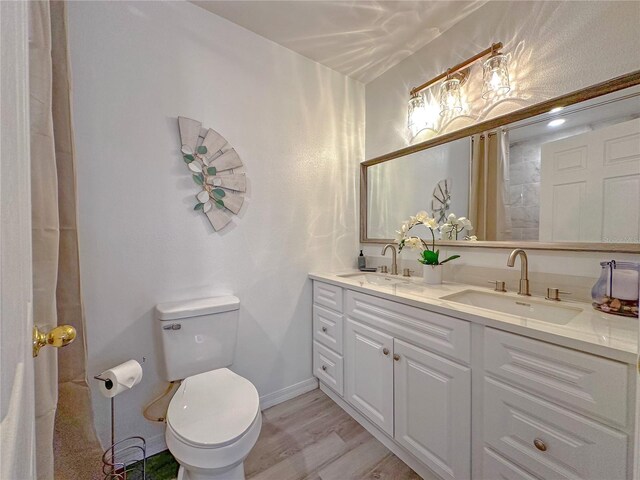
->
[439,78,462,116]
[482,53,510,99]
[407,93,437,137]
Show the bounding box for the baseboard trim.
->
[145,432,168,458]
[319,383,442,480]
[260,377,319,410]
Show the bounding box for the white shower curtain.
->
[29,3,61,477]
[468,130,512,240]
[29,2,99,478]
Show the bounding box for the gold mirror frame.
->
[361,70,640,253]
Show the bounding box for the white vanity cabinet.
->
[313,281,472,480]
[311,279,636,480]
[344,318,394,435]
[482,328,631,480]
[393,338,471,480]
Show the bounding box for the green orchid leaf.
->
[197,146,208,154]
[212,188,226,198]
[207,167,217,176]
[192,173,204,186]
[183,154,195,163]
[215,198,225,208]
[194,203,204,211]
[420,250,439,265]
[439,254,461,264]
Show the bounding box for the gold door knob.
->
[393,354,400,361]
[33,325,76,358]
[382,348,390,356]
[533,438,547,452]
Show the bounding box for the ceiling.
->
[192,1,487,84]
[508,85,640,143]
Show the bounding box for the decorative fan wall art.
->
[178,117,246,231]
[431,178,452,223]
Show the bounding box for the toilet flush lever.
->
[163,323,182,330]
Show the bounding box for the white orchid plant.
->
[396,211,475,266]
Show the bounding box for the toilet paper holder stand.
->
[94,373,147,479]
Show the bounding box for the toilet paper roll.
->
[98,360,143,398]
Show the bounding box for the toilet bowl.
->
[165,368,261,480]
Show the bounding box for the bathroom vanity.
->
[309,272,638,480]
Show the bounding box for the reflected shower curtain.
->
[468,131,512,240]
[29,2,98,478]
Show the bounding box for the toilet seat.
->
[167,368,260,449]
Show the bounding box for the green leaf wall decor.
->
[178,116,247,232]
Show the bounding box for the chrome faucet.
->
[381,244,398,275]
[507,249,530,296]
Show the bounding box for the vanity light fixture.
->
[439,74,463,116]
[481,45,511,99]
[407,42,509,134]
[407,92,434,137]
[547,118,566,127]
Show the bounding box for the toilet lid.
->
[167,368,260,448]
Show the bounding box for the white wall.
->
[363,1,640,281]
[67,1,363,452]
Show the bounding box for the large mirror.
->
[362,72,640,252]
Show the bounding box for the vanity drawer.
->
[484,377,628,480]
[313,281,343,312]
[313,305,343,354]
[484,328,628,426]
[483,448,541,480]
[346,290,470,364]
[313,341,343,396]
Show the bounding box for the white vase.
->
[422,264,443,285]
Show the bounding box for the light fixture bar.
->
[409,42,503,96]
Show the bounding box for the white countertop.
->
[309,271,639,364]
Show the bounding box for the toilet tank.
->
[156,296,239,381]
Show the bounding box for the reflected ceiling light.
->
[408,42,510,134]
[548,118,566,127]
[549,106,564,113]
[439,76,463,116]
[482,46,511,99]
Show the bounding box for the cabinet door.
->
[345,318,394,435]
[394,338,471,480]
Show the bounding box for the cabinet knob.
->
[533,438,547,452]
[382,348,389,356]
[321,326,328,333]
[393,354,400,361]
[321,365,327,371]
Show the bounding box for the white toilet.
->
[156,296,261,480]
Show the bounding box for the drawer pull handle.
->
[393,354,400,361]
[321,365,327,371]
[382,348,390,356]
[321,326,328,333]
[533,438,547,452]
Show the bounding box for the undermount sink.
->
[441,289,582,324]
[337,272,409,286]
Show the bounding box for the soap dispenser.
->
[358,250,366,270]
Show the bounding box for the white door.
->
[393,339,471,480]
[539,118,640,242]
[0,1,36,478]
[345,319,394,435]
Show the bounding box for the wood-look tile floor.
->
[142,388,423,480]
